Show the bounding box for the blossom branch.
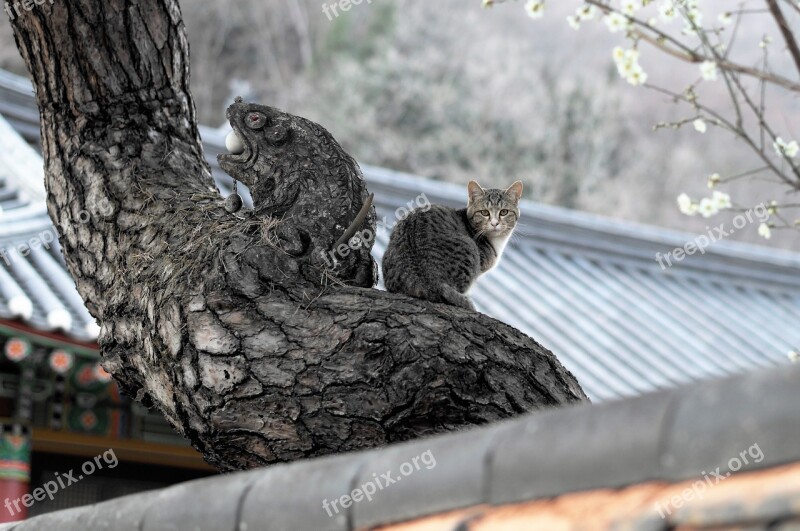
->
[647,83,797,189]
[500,0,800,235]
[582,0,800,92]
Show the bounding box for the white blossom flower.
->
[576,4,598,20]
[525,0,545,19]
[773,137,799,158]
[712,190,731,210]
[769,200,779,215]
[482,0,494,8]
[707,173,720,188]
[693,119,707,133]
[659,1,677,22]
[718,11,733,25]
[621,0,639,16]
[683,8,703,34]
[760,36,773,48]
[698,197,718,218]
[567,15,581,29]
[568,3,597,29]
[605,12,631,33]
[612,47,648,86]
[789,350,800,363]
[626,67,648,86]
[700,61,718,81]
[677,193,698,216]
[758,223,772,239]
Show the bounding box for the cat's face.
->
[466,181,523,237]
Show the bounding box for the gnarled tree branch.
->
[7,0,586,471]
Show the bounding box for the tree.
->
[491,0,800,239]
[6,0,586,471]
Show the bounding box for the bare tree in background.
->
[184,0,321,122]
[491,0,800,239]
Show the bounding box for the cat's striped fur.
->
[382,181,522,310]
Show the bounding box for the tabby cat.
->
[382,180,523,310]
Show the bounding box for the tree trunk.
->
[7,0,587,471]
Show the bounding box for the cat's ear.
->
[468,180,485,200]
[505,181,523,201]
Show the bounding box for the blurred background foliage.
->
[0,0,797,248]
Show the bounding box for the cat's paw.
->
[437,285,475,311]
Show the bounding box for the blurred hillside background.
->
[0,0,797,248]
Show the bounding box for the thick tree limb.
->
[6,0,587,471]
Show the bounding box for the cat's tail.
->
[436,284,475,311]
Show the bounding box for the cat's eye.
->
[479,210,490,216]
[245,112,267,129]
[500,209,509,216]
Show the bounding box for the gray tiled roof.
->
[2,69,800,401]
[360,167,800,402]
[0,113,96,341]
[1,364,798,530]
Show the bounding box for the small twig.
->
[646,84,797,188]
[726,62,800,185]
[766,0,800,77]
[760,44,768,151]
[718,166,772,184]
[687,5,744,130]
[724,6,744,62]
[783,0,800,16]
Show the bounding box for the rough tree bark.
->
[7,0,587,471]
